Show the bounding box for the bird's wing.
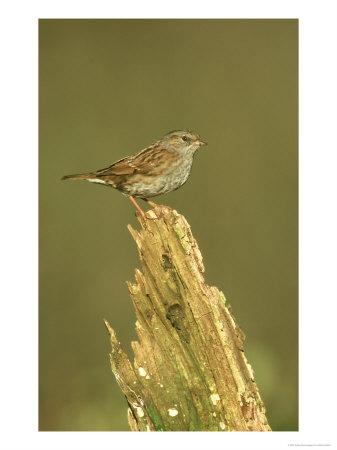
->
[94,157,141,176]
[94,144,175,177]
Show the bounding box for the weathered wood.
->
[105,205,271,431]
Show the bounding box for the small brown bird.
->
[62,129,207,218]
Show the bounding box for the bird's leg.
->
[128,196,147,221]
[142,198,157,208]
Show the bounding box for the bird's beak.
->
[198,140,207,147]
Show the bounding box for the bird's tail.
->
[61,173,93,181]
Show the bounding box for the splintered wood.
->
[105,205,271,431]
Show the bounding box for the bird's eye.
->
[182,135,189,142]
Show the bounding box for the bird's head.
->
[161,130,207,156]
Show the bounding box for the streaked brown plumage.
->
[62,129,207,218]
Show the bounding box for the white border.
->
[1,1,336,449]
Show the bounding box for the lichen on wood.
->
[105,205,271,431]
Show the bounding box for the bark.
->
[105,205,271,431]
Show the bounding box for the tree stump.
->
[105,205,271,431]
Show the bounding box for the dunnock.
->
[62,130,207,218]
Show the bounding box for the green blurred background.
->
[39,19,298,431]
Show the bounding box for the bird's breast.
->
[119,156,194,198]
